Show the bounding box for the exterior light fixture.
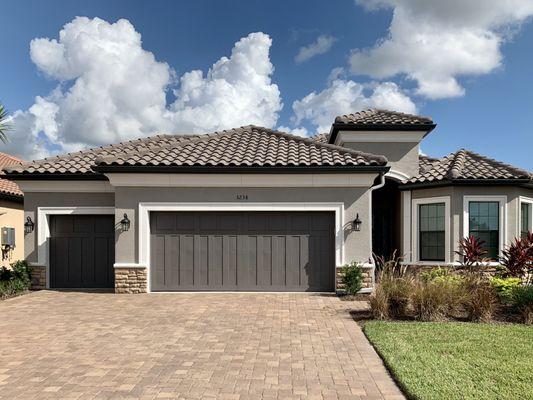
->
[120,213,131,232]
[24,216,35,234]
[353,213,362,232]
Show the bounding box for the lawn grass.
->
[364,321,533,400]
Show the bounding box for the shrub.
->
[490,277,521,304]
[510,285,533,324]
[411,277,464,322]
[463,276,497,322]
[369,284,389,320]
[456,235,489,272]
[500,237,533,282]
[340,262,364,295]
[380,275,414,318]
[0,260,32,299]
[373,250,406,281]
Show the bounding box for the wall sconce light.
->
[353,213,362,232]
[120,213,131,232]
[24,216,35,234]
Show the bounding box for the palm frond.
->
[0,104,11,143]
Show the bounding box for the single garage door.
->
[50,215,115,288]
[150,211,335,291]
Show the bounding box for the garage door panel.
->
[150,212,334,292]
[50,215,114,289]
[208,236,223,287]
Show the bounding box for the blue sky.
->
[0,0,532,169]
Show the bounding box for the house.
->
[3,109,532,293]
[0,152,24,269]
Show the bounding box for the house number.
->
[236,194,248,200]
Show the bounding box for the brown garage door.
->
[50,215,115,288]
[150,211,335,292]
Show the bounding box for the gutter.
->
[91,165,391,174]
[400,178,532,190]
[367,172,386,269]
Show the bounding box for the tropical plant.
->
[0,103,11,143]
[455,235,489,272]
[500,236,533,282]
[340,262,364,295]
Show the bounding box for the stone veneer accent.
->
[30,265,46,290]
[115,268,147,294]
[336,265,374,293]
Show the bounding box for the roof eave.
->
[0,192,24,203]
[92,165,391,174]
[328,123,437,145]
[400,178,532,190]
[2,173,108,181]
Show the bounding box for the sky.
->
[0,0,532,170]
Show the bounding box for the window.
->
[419,203,445,261]
[521,202,532,238]
[468,201,499,259]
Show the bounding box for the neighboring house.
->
[0,152,24,268]
[3,109,532,293]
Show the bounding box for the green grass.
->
[364,321,533,400]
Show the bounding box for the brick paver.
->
[0,291,404,399]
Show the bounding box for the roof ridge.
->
[447,149,467,179]
[245,125,388,164]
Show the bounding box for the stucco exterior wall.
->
[409,185,533,262]
[114,186,374,267]
[343,142,420,178]
[0,199,24,268]
[23,192,115,263]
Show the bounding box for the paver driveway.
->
[0,291,403,400]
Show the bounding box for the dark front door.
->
[150,211,335,292]
[50,215,115,288]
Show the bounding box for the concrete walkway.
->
[0,291,403,399]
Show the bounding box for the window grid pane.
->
[469,201,499,260]
[521,202,532,238]
[419,203,445,261]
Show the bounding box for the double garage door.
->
[150,211,335,292]
[49,211,335,291]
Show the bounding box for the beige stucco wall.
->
[0,199,24,268]
[114,186,374,267]
[409,185,533,262]
[23,192,115,263]
[343,142,420,178]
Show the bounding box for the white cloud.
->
[276,125,308,136]
[292,79,416,133]
[351,0,533,99]
[4,17,282,160]
[295,35,336,63]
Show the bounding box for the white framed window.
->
[412,196,451,264]
[519,196,533,238]
[463,196,507,260]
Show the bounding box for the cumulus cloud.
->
[295,35,336,63]
[276,125,308,136]
[5,17,281,160]
[351,0,533,99]
[292,79,416,133]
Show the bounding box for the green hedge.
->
[0,260,32,299]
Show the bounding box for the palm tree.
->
[0,103,10,143]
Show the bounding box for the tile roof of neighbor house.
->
[4,126,388,177]
[94,126,388,170]
[0,152,23,198]
[409,150,532,185]
[334,109,435,127]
